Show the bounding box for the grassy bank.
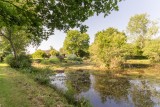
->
[0,64,73,107]
[1,59,159,107]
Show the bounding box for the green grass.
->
[0,64,73,107]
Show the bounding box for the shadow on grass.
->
[123,63,151,69]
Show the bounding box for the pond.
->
[50,71,160,107]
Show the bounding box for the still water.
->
[50,71,160,107]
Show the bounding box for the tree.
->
[0,26,33,59]
[0,0,122,58]
[143,39,160,62]
[63,30,90,57]
[0,1,43,59]
[127,14,159,55]
[90,28,127,69]
[59,47,65,54]
[1,0,122,35]
[49,46,58,57]
[36,0,122,32]
[32,49,47,59]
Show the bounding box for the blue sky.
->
[28,0,160,53]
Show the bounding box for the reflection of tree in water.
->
[66,70,91,94]
[94,74,130,103]
[131,80,154,107]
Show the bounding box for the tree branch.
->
[0,30,9,40]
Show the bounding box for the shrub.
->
[4,54,32,68]
[41,59,50,64]
[75,57,82,61]
[4,54,18,68]
[33,59,42,63]
[67,54,77,60]
[40,57,60,65]
[67,54,82,61]
[32,49,48,59]
[49,57,60,64]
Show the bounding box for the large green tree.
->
[63,30,90,57]
[0,26,34,59]
[0,0,122,59]
[0,0,43,59]
[0,0,122,35]
[90,28,127,69]
[127,14,159,55]
[143,38,160,62]
[35,0,122,32]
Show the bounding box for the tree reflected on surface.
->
[92,73,160,107]
[93,74,130,103]
[51,71,160,107]
[66,70,91,94]
[130,80,155,107]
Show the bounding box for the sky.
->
[28,0,160,53]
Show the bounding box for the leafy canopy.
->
[63,30,89,57]
[36,0,122,32]
[90,28,127,68]
[0,0,122,36]
[32,49,47,59]
[143,39,160,62]
[127,14,159,49]
[127,14,159,56]
[49,46,58,56]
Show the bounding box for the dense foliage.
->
[0,0,122,63]
[0,0,122,40]
[41,57,60,65]
[143,39,160,62]
[127,14,158,56]
[4,54,32,68]
[49,47,58,57]
[90,28,127,69]
[0,26,32,57]
[67,54,82,62]
[32,49,47,59]
[35,0,122,32]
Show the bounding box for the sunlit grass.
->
[126,59,150,64]
[0,66,73,107]
[0,63,9,67]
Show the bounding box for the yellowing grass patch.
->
[0,63,9,67]
[126,59,150,64]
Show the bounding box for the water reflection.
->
[93,74,130,103]
[66,70,91,94]
[130,80,159,107]
[50,71,160,107]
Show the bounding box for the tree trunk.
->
[9,39,17,59]
[0,26,17,59]
[7,27,17,59]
